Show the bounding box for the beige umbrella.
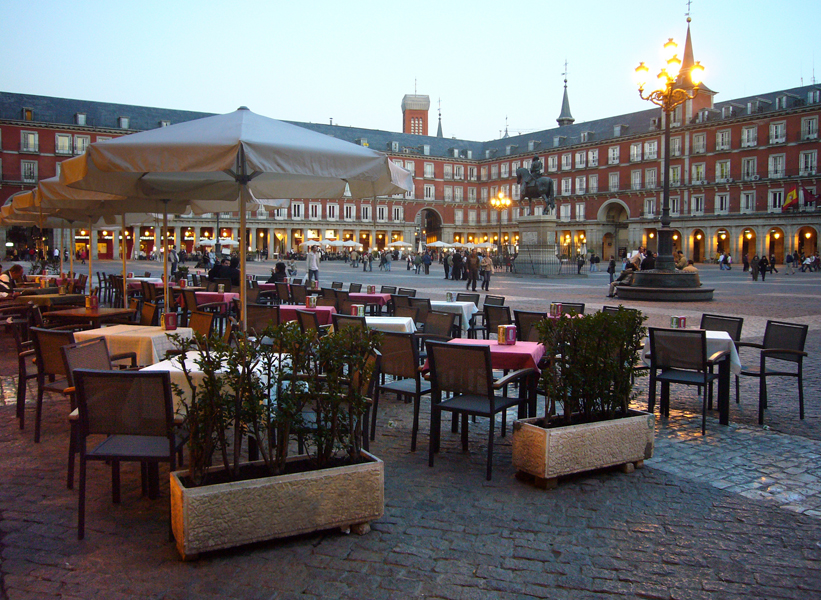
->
[60,106,412,329]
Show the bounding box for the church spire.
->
[436,98,443,138]
[556,61,575,127]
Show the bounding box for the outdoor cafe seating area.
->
[0,267,810,546]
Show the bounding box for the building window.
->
[587,149,598,167]
[454,209,463,225]
[424,163,434,178]
[560,204,571,221]
[291,202,303,219]
[742,126,758,147]
[481,188,488,202]
[645,168,657,189]
[424,184,435,199]
[467,210,477,225]
[742,158,758,180]
[669,165,681,186]
[716,160,731,182]
[118,117,130,129]
[468,166,477,181]
[691,163,705,184]
[692,195,704,215]
[74,135,90,155]
[693,133,706,154]
[644,198,655,217]
[454,186,464,202]
[670,196,680,215]
[20,131,38,153]
[404,161,415,176]
[630,143,642,162]
[490,164,499,179]
[392,206,403,222]
[376,205,387,222]
[715,193,729,214]
[361,204,371,221]
[802,117,818,140]
[608,172,619,192]
[769,122,786,144]
[454,165,464,180]
[644,140,658,160]
[741,192,755,213]
[769,190,783,212]
[344,204,356,221]
[444,186,453,201]
[576,203,585,221]
[575,151,586,168]
[589,174,598,194]
[480,166,488,181]
[468,187,477,202]
[800,151,817,175]
[561,154,571,170]
[608,146,620,165]
[547,155,558,172]
[511,183,520,200]
[75,113,87,126]
[670,137,681,157]
[309,203,321,220]
[631,170,642,190]
[55,134,73,155]
[444,164,453,180]
[327,204,338,220]
[21,160,38,183]
[575,176,586,194]
[561,179,572,195]
[768,154,785,178]
[716,129,731,151]
[499,163,508,178]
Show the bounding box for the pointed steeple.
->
[556,62,575,127]
[503,115,510,138]
[436,98,443,138]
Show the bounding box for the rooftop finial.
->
[557,61,575,127]
[686,0,692,22]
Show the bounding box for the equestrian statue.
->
[516,155,555,213]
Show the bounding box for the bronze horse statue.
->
[516,168,555,213]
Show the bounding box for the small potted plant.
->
[512,307,654,488]
[168,323,384,559]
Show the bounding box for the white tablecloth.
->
[74,324,194,366]
[642,329,742,375]
[127,276,163,284]
[365,316,416,333]
[429,301,479,332]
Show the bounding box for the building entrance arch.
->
[598,201,629,259]
[767,227,785,262]
[691,229,706,263]
[797,226,818,257]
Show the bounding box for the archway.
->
[740,228,756,262]
[416,208,443,247]
[598,201,630,259]
[797,226,818,257]
[715,228,730,259]
[767,227,785,262]
[691,229,706,263]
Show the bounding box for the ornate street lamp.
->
[635,39,704,271]
[489,190,511,257]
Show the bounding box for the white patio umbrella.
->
[60,106,412,328]
[425,241,452,248]
[389,241,413,248]
[341,240,359,248]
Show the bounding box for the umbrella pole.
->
[122,212,128,308]
[239,185,249,331]
[70,226,74,279]
[87,218,93,296]
[162,202,169,323]
[59,228,64,276]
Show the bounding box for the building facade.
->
[2,77,819,263]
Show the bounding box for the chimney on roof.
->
[402,94,430,136]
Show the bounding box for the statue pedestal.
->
[616,270,714,301]
[512,212,568,277]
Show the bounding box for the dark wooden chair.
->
[331,313,368,332]
[514,310,547,342]
[550,302,585,315]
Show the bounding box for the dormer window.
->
[22,108,33,121]
[76,113,87,126]
[160,120,171,127]
[118,117,130,129]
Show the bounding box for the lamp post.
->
[635,39,704,271]
[489,190,511,258]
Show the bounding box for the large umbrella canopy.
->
[389,241,413,248]
[60,106,412,329]
[425,241,452,248]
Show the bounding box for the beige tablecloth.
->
[74,324,194,366]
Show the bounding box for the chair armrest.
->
[761,348,808,359]
[63,386,75,396]
[735,341,764,350]
[194,301,228,311]
[493,367,537,388]
[706,349,729,365]
[110,351,138,367]
[45,323,94,332]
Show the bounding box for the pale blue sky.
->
[2,0,819,141]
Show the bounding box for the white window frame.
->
[561,178,572,195]
[742,126,758,147]
[500,163,509,178]
[454,165,464,180]
[768,190,784,212]
[587,149,598,167]
[631,170,642,190]
[444,186,453,201]
[692,133,706,154]
[361,204,372,221]
[716,160,731,183]
[547,155,558,172]
[643,198,655,217]
[741,192,755,213]
[424,163,434,178]
[74,135,90,155]
[560,204,571,221]
[291,202,304,220]
[326,203,338,221]
[490,164,499,179]
[424,184,435,200]
[467,210,477,226]
[589,174,598,194]
[630,142,642,162]
[670,137,681,157]
[575,151,586,168]
[392,206,403,222]
[769,121,786,144]
[468,187,477,202]
[454,209,463,225]
[768,154,785,178]
[691,195,704,215]
[118,117,130,129]
[742,157,758,180]
[608,146,620,165]
[21,160,38,183]
[716,129,731,151]
[480,166,488,181]
[309,203,321,220]
[561,153,572,170]
[670,196,680,216]
[468,166,477,181]
[20,131,38,153]
[802,117,818,140]
[344,204,356,221]
[645,168,657,189]
[55,133,72,155]
[454,186,464,202]
[800,150,817,176]
[404,161,415,176]
[644,140,658,160]
[376,205,388,222]
[444,164,453,180]
[575,202,585,221]
[715,193,729,215]
[669,165,681,187]
[575,176,586,194]
[608,172,619,192]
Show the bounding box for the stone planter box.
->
[170,451,384,560]
[512,410,655,488]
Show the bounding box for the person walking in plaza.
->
[751,255,760,281]
[451,251,463,281]
[769,254,778,274]
[742,253,750,272]
[443,252,451,279]
[758,254,769,281]
[306,245,320,283]
[480,252,493,291]
[422,252,431,275]
[785,251,795,274]
[169,245,179,278]
[465,249,480,291]
[606,255,617,283]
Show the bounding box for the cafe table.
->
[279,305,336,325]
[16,294,86,308]
[429,300,479,334]
[349,292,392,315]
[641,329,741,426]
[364,316,416,333]
[42,306,136,326]
[74,324,194,366]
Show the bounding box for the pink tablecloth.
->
[446,339,545,372]
[258,283,277,291]
[349,293,392,307]
[279,305,336,325]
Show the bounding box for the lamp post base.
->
[616,270,714,302]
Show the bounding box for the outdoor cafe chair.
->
[398,288,417,298]
[514,310,547,342]
[376,331,430,451]
[290,284,308,305]
[246,304,279,338]
[735,320,808,425]
[73,369,179,540]
[699,314,743,405]
[393,305,419,324]
[209,278,232,293]
[481,305,512,339]
[647,327,728,435]
[348,282,362,293]
[425,340,534,480]
[408,297,431,330]
[332,313,368,332]
[550,302,585,315]
[315,296,337,308]
[275,282,292,304]
[295,309,332,337]
[10,317,36,431]
[331,281,343,290]
[61,338,138,490]
[380,285,397,295]
[140,302,159,327]
[30,327,76,443]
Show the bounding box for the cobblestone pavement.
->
[1,260,819,599]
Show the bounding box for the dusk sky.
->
[3,0,820,141]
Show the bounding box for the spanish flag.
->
[782,185,799,212]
